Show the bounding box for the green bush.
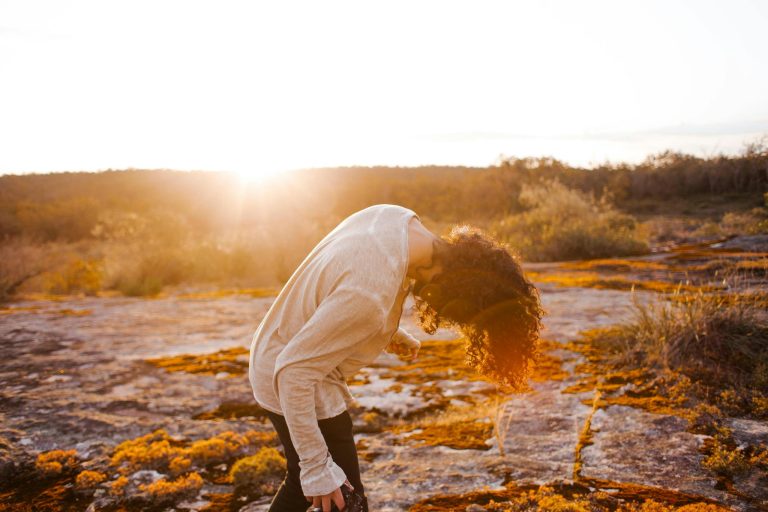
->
[491,180,648,262]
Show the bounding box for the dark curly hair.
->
[413,225,544,390]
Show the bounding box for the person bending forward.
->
[248,203,543,511]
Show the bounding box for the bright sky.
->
[1,0,767,177]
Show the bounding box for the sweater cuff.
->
[393,328,420,348]
[299,452,348,497]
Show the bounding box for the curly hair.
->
[413,225,544,390]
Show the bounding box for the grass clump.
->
[491,180,648,262]
[577,289,768,417]
[230,447,286,496]
[702,437,750,477]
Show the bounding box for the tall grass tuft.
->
[591,286,768,393]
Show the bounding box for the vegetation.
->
[1,141,766,298]
[586,290,768,399]
[491,180,648,261]
[229,447,286,496]
[410,482,730,512]
[74,470,107,490]
[34,449,78,477]
[138,472,204,505]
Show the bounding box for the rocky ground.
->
[1,238,766,511]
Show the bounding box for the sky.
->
[1,0,767,178]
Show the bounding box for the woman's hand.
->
[384,336,420,361]
[307,479,352,511]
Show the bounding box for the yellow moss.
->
[243,430,277,446]
[188,431,248,466]
[52,308,93,316]
[75,470,107,489]
[380,338,490,386]
[110,429,186,474]
[404,419,494,450]
[35,449,78,477]
[525,271,714,293]
[193,402,271,421]
[146,347,248,376]
[230,447,286,494]
[109,428,276,477]
[139,472,204,503]
[561,259,670,272]
[168,456,192,476]
[530,340,570,383]
[0,305,41,315]
[109,475,129,497]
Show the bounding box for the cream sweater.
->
[248,204,422,496]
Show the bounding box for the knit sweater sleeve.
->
[272,284,385,497]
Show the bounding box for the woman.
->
[248,203,542,511]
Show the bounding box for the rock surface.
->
[1,251,765,511]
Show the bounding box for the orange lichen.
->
[530,340,570,383]
[168,456,192,476]
[139,472,204,503]
[146,347,248,376]
[193,401,270,421]
[75,470,107,489]
[177,287,280,300]
[229,447,286,495]
[526,270,714,294]
[109,475,129,497]
[110,429,186,474]
[380,338,489,385]
[52,308,92,316]
[401,419,494,450]
[35,449,78,477]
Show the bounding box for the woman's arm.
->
[273,286,385,497]
[385,327,421,360]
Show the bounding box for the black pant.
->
[266,409,367,512]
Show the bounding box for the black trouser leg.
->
[266,409,367,512]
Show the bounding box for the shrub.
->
[491,180,648,262]
[702,439,750,476]
[0,236,51,300]
[230,447,286,495]
[35,449,78,477]
[43,257,103,295]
